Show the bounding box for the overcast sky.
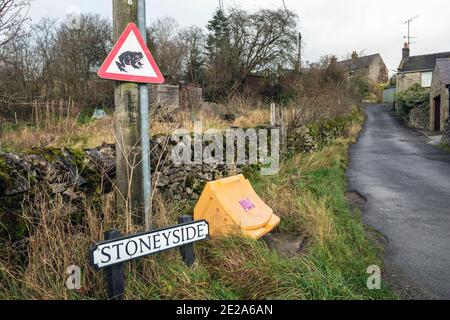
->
[30,0,450,73]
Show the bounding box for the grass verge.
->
[439,142,450,153]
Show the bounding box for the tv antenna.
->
[403,15,419,45]
[218,0,224,12]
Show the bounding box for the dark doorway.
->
[434,96,441,132]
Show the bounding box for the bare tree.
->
[33,18,57,99]
[179,26,205,85]
[0,0,31,47]
[51,14,113,103]
[226,8,298,98]
[0,12,114,108]
[205,7,298,99]
[148,17,187,83]
[0,32,37,98]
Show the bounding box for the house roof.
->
[337,54,382,71]
[434,58,450,85]
[398,52,450,73]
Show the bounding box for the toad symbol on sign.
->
[115,51,144,73]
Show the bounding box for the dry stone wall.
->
[1,110,357,242]
[0,124,316,201]
[408,106,430,130]
[442,120,450,146]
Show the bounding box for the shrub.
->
[351,75,371,100]
[395,84,430,119]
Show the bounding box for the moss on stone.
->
[68,148,88,170]
[186,175,207,194]
[0,194,27,241]
[43,148,65,162]
[0,156,13,190]
[24,147,65,162]
[305,108,363,149]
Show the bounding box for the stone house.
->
[397,43,450,93]
[336,52,389,84]
[430,59,450,132]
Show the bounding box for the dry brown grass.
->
[0,185,224,300]
[0,102,273,150]
[0,191,109,299]
[233,109,270,128]
[0,117,116,150]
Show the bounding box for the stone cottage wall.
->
[368,56,388,84]
[442,120,450,146]
[397,72,421,94]
[408,106,430,130]
[430,75,449,132]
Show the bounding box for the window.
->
[421,72,433,88]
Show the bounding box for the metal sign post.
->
[137,0,152,231]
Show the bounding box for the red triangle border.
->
[97,23,165,84]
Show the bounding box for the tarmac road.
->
[347,104,450,299]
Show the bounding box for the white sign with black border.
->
[90,220,209,269]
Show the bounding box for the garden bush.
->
[395,83,430,119]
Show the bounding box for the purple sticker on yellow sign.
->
[239,198,256,212]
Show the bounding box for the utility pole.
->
[112,0,145,227]
[403,15,419,46]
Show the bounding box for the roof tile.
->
[435,58,450,85]
[399,52,450,72]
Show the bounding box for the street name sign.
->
[90,220,209,269]
[97,22,164,84]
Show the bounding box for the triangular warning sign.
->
[98,23,165,84]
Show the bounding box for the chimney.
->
[402,43,410,59]
[330,55,338,65]
[351,51,358,62]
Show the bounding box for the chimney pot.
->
[330,56,338,64]
[402,43,410,59]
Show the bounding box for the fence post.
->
[280,108,288,154]
[34,100,39,129]
[178,215,196,267]
[46,102,50,128]
[271,103,277,126]
[104,230,125,300]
